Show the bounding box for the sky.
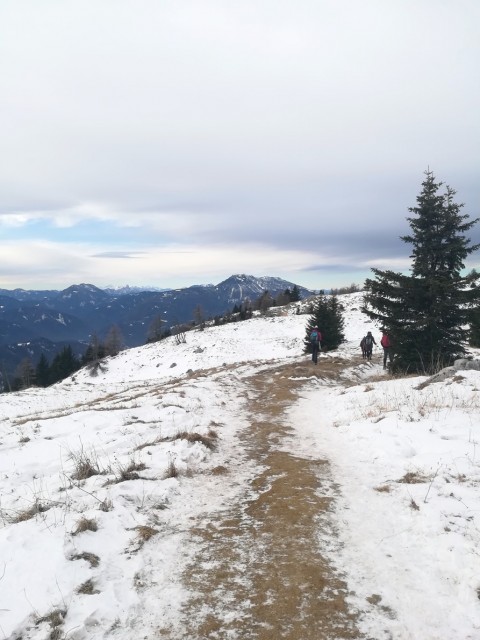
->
[2,294,480,638]
[1,0,479,291]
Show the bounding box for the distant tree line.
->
[329,283,363,296]
[146,285,304,344]
[9,325,124,391]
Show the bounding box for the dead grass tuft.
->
[164,453,179,479]
[135,525,159,542]
[76,578,100,595]
[71,551,100,567]
[72,516,98,536]
[69,446,106,481]
[410,497,420,511]
[211,465,228,476]
[374,484,391,493]
[175,429,218,450]
[135,436,162,451]
[99,498,113,512]
[36,608,67,629]
[398,471,430,484]
[115,459,147,483]
[11,500,50,523]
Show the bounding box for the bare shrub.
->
[72,516,98,536]
[87,360,108,377]
[19,436,30,443]
[70,551,100,568]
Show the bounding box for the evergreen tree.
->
[35,353,51,387]
[304,295,345,352]
[82,333,106,365]
[291,285,301,302]
[50,346,80,384]
[364,170,480,373]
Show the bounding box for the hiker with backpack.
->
[380,330,392,369]
[309,326,322,364]
[363,331,376,360]
[360,336,367,359]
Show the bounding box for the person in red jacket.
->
[380,330,392,369]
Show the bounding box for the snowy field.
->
[1,293,480,639]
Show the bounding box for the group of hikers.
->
[360,330,392,368]
[309,326,392,369]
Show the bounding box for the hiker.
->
[363,331,376,360]
[380,330,392,369]
[309,326,322,365]
[360,336,367,359]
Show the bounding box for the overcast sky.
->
[1,0,479,291]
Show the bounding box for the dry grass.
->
[72,516,98,536]
[36,608,67,639]
[71,551,100,567]
[135,525,159,543]
[135,436,162,450]
[174,429,218,450]
[69,446,106,481]
[114,459,147,483]
[374,484,392,493]
[398,471,430,484]
[211,465,228,476]
[99,498,113,512]
[410,497,420,511]
[164,455,179,479]
[10,500,50,523]
[76,578,100,595]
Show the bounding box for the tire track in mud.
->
[167,358,364,639]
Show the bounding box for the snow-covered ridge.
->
[1,292,480,639]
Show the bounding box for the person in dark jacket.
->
[363,331,376,360]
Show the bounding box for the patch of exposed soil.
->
[165,358,363,639]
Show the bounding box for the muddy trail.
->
[170,357,368,639]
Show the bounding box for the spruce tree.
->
[304,295,345,352]
[364,170,480,374]
[35,353,51,387]
[50,346,80,384]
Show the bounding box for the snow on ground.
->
[1,293,480,639]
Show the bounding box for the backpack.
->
[310,331,319,343]
[364,335,373,347]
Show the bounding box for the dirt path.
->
[170,358,364,639]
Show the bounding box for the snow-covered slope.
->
[1,293,480,640]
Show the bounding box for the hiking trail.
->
[160,356,369,639]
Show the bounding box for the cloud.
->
[0,0,479,289]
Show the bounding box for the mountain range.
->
[0,274,313,379]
